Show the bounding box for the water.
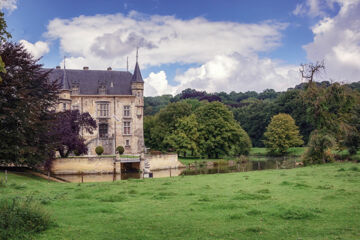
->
[56,156,300,183]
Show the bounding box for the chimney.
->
[56,66,61,69]
[83,66,89,70]
[107,67,112,71]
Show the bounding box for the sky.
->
[1,0,359,96]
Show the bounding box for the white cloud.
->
[144,53,300,96]
[303,0,360,82]
[144,71,176,96]
[0,0,17,12]
[45,11,287,70]
[19,40,50,59]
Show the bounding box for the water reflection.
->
[56,157,300,183]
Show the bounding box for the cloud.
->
[45,11,287,70]
[292,0,335,17]
[303,0,360,82]
[144,53,300,96]
[144,71,177,96]
[19,40,50,59]
[0,0,17,12]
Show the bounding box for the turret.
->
[58,67,72,111]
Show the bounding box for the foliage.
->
[95,146,104,156]
[263,113,304,155]
[116,146,124,155]
[0,198,52,240]
[301,83,360,163]
[195,101,251,158]
[233,100,277,147]
[303,130,336,165]
[0,42,59,167]
[0,11,12,83]
[146,101,192,150]
[51,110,97,158]
[164,114,200,157]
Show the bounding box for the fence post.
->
[169,168,172,178]
[47,171,50,182]
[5,170,7,184]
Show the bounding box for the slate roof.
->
[45,66,142,95]
[131,62,144,83]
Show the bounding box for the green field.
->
[1,162,360,239]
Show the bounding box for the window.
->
[123,121,131,135]
[97,103,109,117]
[72,84,79,95]
[99,123,108,138]
[99,85,106,95]
[62,103,66,111]
[125,139,130,147]
[72,105,79,111]
[124,105,130,117]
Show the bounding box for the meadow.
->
[1,162,359,239]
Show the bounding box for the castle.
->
[46,60,145,156]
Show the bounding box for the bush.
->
[95,146,104,156]
[0,198,52,239]
[303,130,336,165]
[116,146,124,155]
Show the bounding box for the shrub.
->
[303,130,336,165]
[0,198,52,239]
[116,146,124,155]
[95,146,104,156]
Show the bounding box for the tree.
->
[0,42,59,167]
[195,101,251,158]
[299,61,325,84]
[164,114,200,157]
[232,100,277,147]
[148,101,192,151]
[51,110,97,158]
[301,81,359,163]
[263,113,304,155]
[0,11,12,83]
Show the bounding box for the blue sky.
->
[1,0,359,95]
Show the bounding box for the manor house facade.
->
[47,62,145,155]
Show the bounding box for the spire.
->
[131,48,144,83]
[62,56,70,90]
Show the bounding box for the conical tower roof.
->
[131,62,144,83]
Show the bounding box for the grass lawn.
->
[1,162,360,240]
[250,147,306,156]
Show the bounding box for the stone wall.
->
[143,153,184,171]
[51,156,118,174]
[52,153,183,175]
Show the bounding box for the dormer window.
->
[72,83,79,95]
[99,85,106,95]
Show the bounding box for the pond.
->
[56,156,301,183]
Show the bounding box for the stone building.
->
[46,61,145,155]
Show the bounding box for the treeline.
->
[145,81,360,147]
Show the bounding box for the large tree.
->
[263,113,304,155]
[0,11,12,82]
[195,101,251,158]
[51,110,97,158]
[164,114,200,157]
[0,42,59,167]
[302,83,360,163]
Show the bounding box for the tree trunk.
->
[184,152,187,158]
